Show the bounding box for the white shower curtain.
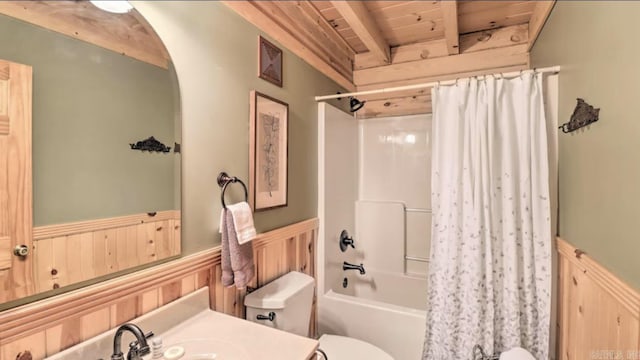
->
[423,73,551,360]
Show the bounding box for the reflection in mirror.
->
[0,1,181,308]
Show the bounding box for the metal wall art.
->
[129,136,171,153]
[559,98,600,133]
[258,36,283,87]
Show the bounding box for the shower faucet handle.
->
[339,230,355,252]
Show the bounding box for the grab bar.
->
[405,208,431,213]
[403,207,431,268]
[405,255,429,263]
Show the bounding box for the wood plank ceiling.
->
[0,1,554,118]
[225,0,555,118]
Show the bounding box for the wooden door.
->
[0,59,34,303]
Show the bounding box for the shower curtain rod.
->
[314,65,560,101]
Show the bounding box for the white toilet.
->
[245,271,394,360]
[499,347,536,360]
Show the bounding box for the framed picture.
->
[249,91,288,211]
[258,36,283,87]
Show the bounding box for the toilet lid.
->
[318,335,394,360]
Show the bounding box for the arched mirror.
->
[0,0,181,309]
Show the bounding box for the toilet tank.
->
[244,271,315,337]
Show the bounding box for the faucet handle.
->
[127,342,150,360]
[129,331,154,347]
[128,332,153,359]
[339,230,355,252]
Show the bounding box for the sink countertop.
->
[44,287,318,360]
[159,309,318,360]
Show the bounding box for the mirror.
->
[0,1,181,308]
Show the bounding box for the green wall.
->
[135,1,346,255]
[532,2,640,289]
[0,14,180,226]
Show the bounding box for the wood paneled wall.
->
[557,238,640,360]
[0,218,318,360]
[32,211,181,293]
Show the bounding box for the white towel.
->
[224,201,257,244]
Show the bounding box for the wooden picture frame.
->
[258,36,283,87]
[249,91,288,211]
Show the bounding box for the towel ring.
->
[217,172,248,209]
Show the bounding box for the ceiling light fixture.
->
[89,1,133,14]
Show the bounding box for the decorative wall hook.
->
[129,136,171,153]
[559,98,600,133]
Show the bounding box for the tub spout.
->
[343,261,365,275]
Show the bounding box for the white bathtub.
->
[318,270,427,360]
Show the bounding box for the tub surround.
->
[317,103,429,359]
[357,114,433,276]
[317,102,358,299]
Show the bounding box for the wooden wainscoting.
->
[557,238,640,360]
[0,218,318,360]
[32,211,182,293]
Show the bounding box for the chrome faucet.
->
[110,323,153,360]
[343,261,366,275]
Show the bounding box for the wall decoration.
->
[559,98,600,133]
[249,91,288,211]
[258,36,283,87]
[129,136,172,153]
